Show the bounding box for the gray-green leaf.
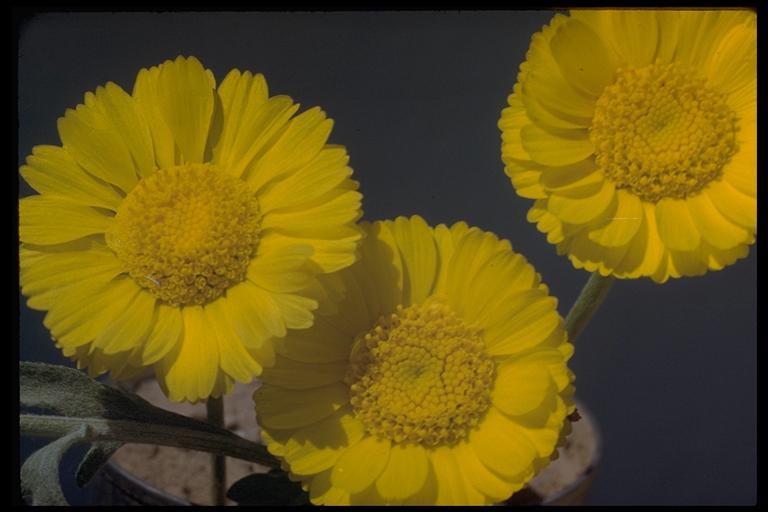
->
[20,362,280,506]
[21,424,89,505]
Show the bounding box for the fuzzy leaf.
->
[21,424,89,505]
[20,362,280,506]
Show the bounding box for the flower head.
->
[19,56,362,401]
[254,216,574,505]
[500,10,756,282]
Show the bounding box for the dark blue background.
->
[18,11,757,505]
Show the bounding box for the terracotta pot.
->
[90,401,601,506]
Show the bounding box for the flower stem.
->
[206,396,227,506]
[564,272,615,343]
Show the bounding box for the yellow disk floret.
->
[591,62,738,203]
[346,302,494,447]
[107,163,262,306]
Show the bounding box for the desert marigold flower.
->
[19,56,362,401]
[500,10,756,282]
[254,216,574,505]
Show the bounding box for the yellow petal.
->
[269,291,318,330]
[675,10,752,69]
[224,280,286,338]
[538,158,600,193]
[431,446,484,505]
[358,221,403,313]
[519,15,597,121]
[587,190,644,247]
[219,95,298,178]
[132,65,177,169]
[707,23,756,96]
[375,443,429,501]
[389,215,438,305]
[218,284,271,350]
[493,362,555,416]
[261,188,362,238]
[648,10,680,64]
[460,253,538,326]
[470,408,537,479]
[20,196,112,245]
[655,198,701,251]
[20,241,123,310]
[93,289,156,355]
[455,442,518,502]
[517,84,589,130]
[547,179,616,224]
[686,192,750,249]
[630,203,667,278]
[504,162,547,200]
[257,146,353,213]
[284,408,365,476]
[706,179,756,231]
[485,296,561,356]
[309,469,350,505]
[273,317,352,364]
[705,241,751,271]
[20,145,123,210]
[255,382,349,429]
[247,243,314,293]
[446,229,509,317]
[257,231,361,274]
[57,96,139,192]
[91,82,155,177]
[520,124,594,167]
[141,304,182,365]
[155,56,215,163]
[608,10,660,67]
[212,70,269,171]
[667,247,709,278]
[155,306,220,402]
[205,299,263,382]
[500,94,539,163]
[549,18,617,97]
[44,277,138,350]
[245,106,333,192]
[331,436,390,494]
[724,117,756,198]
[261,354,346,390]
[511,394,567,458]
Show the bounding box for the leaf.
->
[75,440,123,487]
[20,361,220,431]
[20,362,280,506]
[227,470,310,506]
[20,424,89,505]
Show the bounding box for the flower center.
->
[590,62,738,203]
[107,163,262,306]
[346,302,494,447]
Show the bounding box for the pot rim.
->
[540,399,603,505]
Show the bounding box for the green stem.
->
[207,396,227,506]
[564,272,615,343]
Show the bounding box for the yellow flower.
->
[19,56,362,402]
[500,10,756,282]
[254,216,574,505]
